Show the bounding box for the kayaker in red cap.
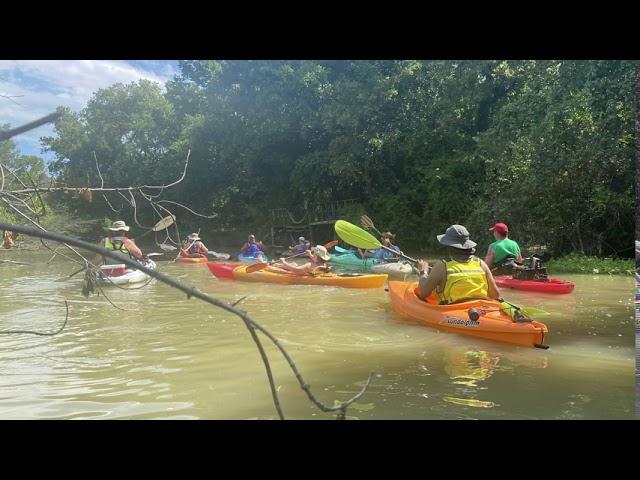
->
[485,222,523,275]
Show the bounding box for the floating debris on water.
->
[443,396,497,408]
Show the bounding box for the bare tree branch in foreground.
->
[0,221,374,420]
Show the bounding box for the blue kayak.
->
[238,253,269,263]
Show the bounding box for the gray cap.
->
[437,225,477,249]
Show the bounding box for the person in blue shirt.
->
[288,236,311,255]
[374,232,401,262]
[241,234,266,261]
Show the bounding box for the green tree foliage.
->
[41,61,635,257]
[0,130,48,222]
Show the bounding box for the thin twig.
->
[0,259,32,265]
[93,152,105,189]
[0,301,69,336]
[156,200,218,219]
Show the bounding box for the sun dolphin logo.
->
[443,316,480,327]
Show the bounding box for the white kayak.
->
[370,260,413,280]
[98,259,156,286]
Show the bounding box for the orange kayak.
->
[177,256,208,264]
[207,263,387,288]
[388,281,549,348]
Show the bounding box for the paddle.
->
[135,215,177,240]
[468,302,550,322]
[360,215,384,237]
[245,240,339,273]
[334,220,417,264]
[501,300,550,317]
[208,251,231,260]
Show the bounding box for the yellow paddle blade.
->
[334,220,381,250]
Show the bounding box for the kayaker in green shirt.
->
[484,223,523,275]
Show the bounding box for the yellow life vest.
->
[436,256,489,305]
[104,236,130,257]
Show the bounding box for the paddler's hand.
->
[416,259,429,276]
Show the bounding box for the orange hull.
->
[177,256,208,264]
[232,265,387,288]
[388,281,548,348]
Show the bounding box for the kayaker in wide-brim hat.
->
[96,220,143,263]
[415,224,502,306]
[310,245,331,262]
[108,220,131,232]
[180,232,209,258]
[268,244,332,276]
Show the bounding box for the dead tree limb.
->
[0,221,374,420]
[0,111,62,142]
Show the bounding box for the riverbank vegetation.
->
[4,61,635,260]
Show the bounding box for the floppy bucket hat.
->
[312,245,331,261]
[108,220,130,232]
[436,225,477,249]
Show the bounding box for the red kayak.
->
[494,276,575,294]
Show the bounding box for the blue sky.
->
[0,60,180,161]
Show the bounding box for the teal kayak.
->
[330,252,380,268]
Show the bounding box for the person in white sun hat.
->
[180,233,209,258]
[267,245,332,276]
[96,220,143,263]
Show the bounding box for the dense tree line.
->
[34,60,634,256]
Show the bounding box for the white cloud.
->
[0,60,176,157]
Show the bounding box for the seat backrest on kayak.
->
[513,266,548,281]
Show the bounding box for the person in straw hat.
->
[267,245,332,276]
[96,220,143,263]
[180,232,209,258]
[415,224,501,305]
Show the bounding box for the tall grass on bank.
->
[547,253,634,275]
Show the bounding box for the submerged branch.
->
[0,301,69,336]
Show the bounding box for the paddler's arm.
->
[515,245,523,264]
[197,242,209,255]
[484,247,495,268]
[275,258,310,273]
[124,238,143,259]
[480,259,502,300]
[416,259,443,301]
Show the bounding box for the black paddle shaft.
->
[380,245,417,264]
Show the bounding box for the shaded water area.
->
[0,251,635,419]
